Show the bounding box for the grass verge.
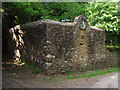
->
[106,45,120,49]
[66,65,120,80]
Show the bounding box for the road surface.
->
[92,72,118,88]
[2,64,119,88]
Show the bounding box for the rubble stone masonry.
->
[9,15,118,74]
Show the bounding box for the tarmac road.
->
[92,72,118,88]
[60,71,119,88]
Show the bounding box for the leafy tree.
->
[2,2,87,54]
[85,2,119,34]
[2,2,119,55]
[38,2,87,21]
[84,2,119,45]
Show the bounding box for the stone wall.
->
[86,27,106,69]
[9,15,118,74]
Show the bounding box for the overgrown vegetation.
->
[85,2,119,47]
[2,2,119,55]
[106,45,120,54]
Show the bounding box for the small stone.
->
[46,54,55,59]
[65,61,68,63]
[61,71,65,74]
[43,45,47,48]
[71,48,74,50]
[85,63,87,66]
[46,63,52,67]
[46,41,51,43]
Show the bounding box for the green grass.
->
[20,62,43,74]
[105,45,120,53]
[106,45,120,48]
[66,66,120,80]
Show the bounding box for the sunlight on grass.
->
[3,59,25,67]
[13,60,25,66]
[106,45,120,48]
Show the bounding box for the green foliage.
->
[2,2,88,24]
[2,2,46,25]
[2,2,119,54]
[85,2,119,34]
[2,2,119,31]
[3,2,119,30]
[106,45,120,49]
[106,45,120,53]
[84,2,119,46]
[42,2,87,21]
[21,62,43,74]
[32,66,43,74]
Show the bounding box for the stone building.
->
[9,15,118,74]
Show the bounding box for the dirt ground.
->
[2,60,119,88]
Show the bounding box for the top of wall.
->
[90,26,104,31]
[22,15,104,32]
[23,15,88,27]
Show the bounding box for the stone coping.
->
[90,26,104,31]
[23,15,87,27]
[23,15,103,32]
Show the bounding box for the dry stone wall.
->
[9,15,118,74]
